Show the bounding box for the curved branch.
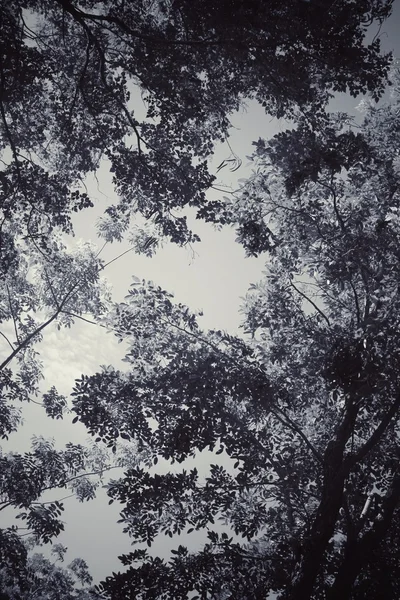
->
[290,280,331,326]
[0,329,14,351]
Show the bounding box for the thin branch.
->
[159,317,240,367]
[68,37,92,127]
[56,1,253,48]
[46,465,122,492]
[6,284,20,344]
[0,312,58,371]
[0,66,21,181]
[0,329,14,351]
[26,206,53,263]
[0,281,80,371]
[271,407,323,464]
[61,311,102,327]
[32,493,75,505]
[29,398,44,407]
[318,179,346,232]
[290,281,331,327]
[44,269,60,309]
[348,277,361,325]
[101,246,135,269]
[351,392,400,466]
[95,240,108,258]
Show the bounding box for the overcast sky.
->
[1,3,400,586]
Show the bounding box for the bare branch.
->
[101,246,135,269]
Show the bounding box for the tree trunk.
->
[327,475,400,599]
[286,404,358,600]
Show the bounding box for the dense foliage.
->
[1,1,399,599]
[0,0,392,252]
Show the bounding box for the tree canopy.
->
[0,0,393,251]
[79,72,400,599]
[1,1,400,599]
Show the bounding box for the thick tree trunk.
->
[286,404,358,600]
[327,475,400,599]
[287,468,347,599]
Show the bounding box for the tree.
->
[69,69,400,599]
[0,539,96,599]
[0,0,393,254]
[1,2,398,597]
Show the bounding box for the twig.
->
[101,246,135,269]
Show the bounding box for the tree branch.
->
[271,407,323,464]
[6,284,20,345]
[0,280,80,371]
[348,277,361,325]
[0,329,14,351]
[290,280,331,326]
[351,392,400,467]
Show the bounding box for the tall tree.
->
[70,70,400,599]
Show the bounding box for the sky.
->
[1,2,400,588]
